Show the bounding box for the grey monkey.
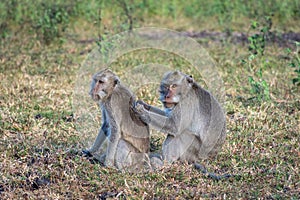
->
[133,71,226,163]
[83,69,151,171]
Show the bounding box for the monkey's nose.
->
[166,94,171,99]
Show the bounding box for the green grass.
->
[1,1,299,199]
[0,0,299,41]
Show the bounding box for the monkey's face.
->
[159,83,180,108]
[159,71,194,108]
[89,70,119,102]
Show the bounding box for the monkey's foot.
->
[82,149,93,157]
[82,150,106,165]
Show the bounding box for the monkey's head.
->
[159,71,194,109]
[89,69,120,102]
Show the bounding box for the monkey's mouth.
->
[163,102,177,108]
[92,91,107,101]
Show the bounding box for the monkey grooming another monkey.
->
[82,69,151,171]
[133,71,226,164]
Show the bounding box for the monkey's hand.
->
[136,100,151,110]
[134,103,151,123]
[134,101,149,114]
[130,99,149,115]
[129,98,149,126]
[130,98,151,111]
[130,100,149,124]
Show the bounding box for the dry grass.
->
[0,21,299,199]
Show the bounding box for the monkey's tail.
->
[194,163,232,181]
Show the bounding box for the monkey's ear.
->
[186,75,194,85]
[114,76,120,86]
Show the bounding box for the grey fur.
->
[83,69,151,171]
[133,71,226,163]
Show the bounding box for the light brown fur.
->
[133,71,226,163]
[83,69,151,171]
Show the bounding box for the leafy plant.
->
[95,0,136,58]
[34,3,71,44]
[286,42,300,86]
[245,16,272,101]
[117,0,134,31]
[248,16,272,56]
[248,69,270,100]
[0,22,9,39]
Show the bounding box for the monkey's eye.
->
[98,80,104,84]
[159,85,168,93]
[170,84,177,89]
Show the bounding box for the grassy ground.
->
[1,1,300,199]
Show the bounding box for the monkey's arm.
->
[82,108,110,156]
[105,124,120,167]
[103,104,122,167]
[133,103,180,136]
[89,124,108,151]
[136,100,167,116]
[82,121,109,156]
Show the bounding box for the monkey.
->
[82,69,151,171]
[132,71,227,170]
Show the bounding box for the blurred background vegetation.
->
[1,0,299,43]
[0,0,299,199]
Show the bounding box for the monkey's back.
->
[109,84,150,153]
[193,84,226,158]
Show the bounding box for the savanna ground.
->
[0,0,299,199]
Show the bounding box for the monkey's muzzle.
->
[163,102,177,109]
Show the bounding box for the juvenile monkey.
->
[133,71,226,163]
[83,69,150,171]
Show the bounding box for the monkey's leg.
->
[114,139,132,170]
[179,135,204,162]
[162,135,182,163]
[162,130,198,163]
[105,132,120,167]
[149,153,164,170]
[207,124,226,157]
[115,139,149,171]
